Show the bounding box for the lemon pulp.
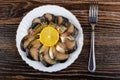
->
[40,26,59,47]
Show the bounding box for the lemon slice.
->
[40,26,59,47]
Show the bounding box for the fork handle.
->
[88,24,96,72]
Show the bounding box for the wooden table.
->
[0,0,120,80]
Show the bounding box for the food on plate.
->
[21,13,78,67]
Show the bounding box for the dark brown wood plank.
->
[0,0,120,80]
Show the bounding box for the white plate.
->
[16,5,83,72]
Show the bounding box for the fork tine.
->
[89,4,92,18]
[92,5,95,22]
[92,5,94,18]
[94,1,98,21]
[89,4,93,22]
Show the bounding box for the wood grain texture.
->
[0,0,120,80]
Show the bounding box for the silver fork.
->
[88,2,98,72]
